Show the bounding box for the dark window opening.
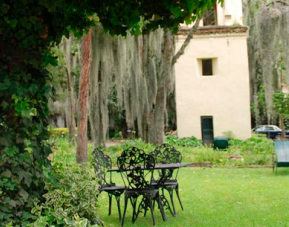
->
[203,4,218,26]
[202,59,213,76]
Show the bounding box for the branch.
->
[267,0,289,6]
[172,19,200,65]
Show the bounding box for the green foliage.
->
[273,91,289,119]
[165,135,203,147]
[120,139,155,151]
[0,67,52,225]
[28,162,102,227]
[257,85,267,115]
[222,131,235,139]
[103,139,156,165]
[228,133,273,154]
[108,84,126,139]
[49,127,69,138]
[46,46,69,102]
[105,134,273,167]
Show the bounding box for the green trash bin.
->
[213,136,229,150]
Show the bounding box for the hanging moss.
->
[89,25,174,146]
[244,0,289,125]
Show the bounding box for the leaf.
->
[170,7,182,18]
[10,19,18,28]
[1,170,12,178]
[187,0,194,13]
[18,171,32,187]
[21,109,31,118]
[1,101,8,109]
[19,188,29,201]
[9,200,17,208]
[110,17,119,25]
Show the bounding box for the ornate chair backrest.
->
[117,147,155,189]
[150,144,182,182]
[91,148,112,187]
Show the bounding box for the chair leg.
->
[168,189,176,216]
[144,202,148,217]
[157,194,167,222]
[108,194,112,215]
[175,185,184,211]
[121,195,128,227]
[130,197,138,223]
[149,198,156,226]
[116,196,122,221]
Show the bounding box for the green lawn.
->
[50,137,289,226]
[99,168,289,227]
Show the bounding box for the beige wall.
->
[175,33,252,140]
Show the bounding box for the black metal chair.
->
[117,147,167,226]
[150,144,183,216]
[91,148,126,220]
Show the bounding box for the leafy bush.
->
[28,163,102,227]
[0,140,51,226]
[49,137,77,165]
[119,139,155,151]
[228,134,273,154]
[165,135,203,147]
[49,127,69,138]
[222,131,235,139]
[104,139,156,165]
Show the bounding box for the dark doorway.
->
[201,116,214,146]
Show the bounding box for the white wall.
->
[175,33,252,140]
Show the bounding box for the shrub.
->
[28,163,102,227]
[49,127,69,138]
[119,139,155,151]
[222,131,235,139]
[165,135,203,147]
[229,133,273,154]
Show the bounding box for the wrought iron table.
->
[108,161,193,225]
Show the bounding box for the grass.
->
[50,137,289,227]
[100,168,289,227]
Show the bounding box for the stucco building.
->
[175,0,251,144]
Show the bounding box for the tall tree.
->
[63,36,79,141]
[148,20,200,144]
[77,29,92,163]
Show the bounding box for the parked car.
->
[252,125,289,139]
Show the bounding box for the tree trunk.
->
[97,61,106,147]
[148,85,166,144]
[77,29,91,163]
[64,37,76,141]
[280,115,286,138]
[148,29,174,145]
[66,70,76,140]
